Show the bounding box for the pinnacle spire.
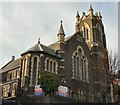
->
[76,11,80,17]
[98,12,102,22]
[38,38,40,44]
[58,20,65,36]
[89,4,93,17]
[99,12,102,18]
[76,11,80,23]
[89,4,93,11]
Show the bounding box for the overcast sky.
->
[0,2,118,68]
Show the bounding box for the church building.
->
[0,5,110,103]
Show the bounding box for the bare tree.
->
[108,50,120,102]
[108,50,119,74]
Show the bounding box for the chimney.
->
[12,56,15,61]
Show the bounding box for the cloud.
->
[0,2,118,67]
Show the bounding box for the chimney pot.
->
[12,56,15,61]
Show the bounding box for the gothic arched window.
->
[82,23,90,41]
[53,62,56,73]
[45,58,58,74]
[77,57,79,77]
[73,56,76,77]
[46,59,49,71]
[32,57,37,85]
[50,60,53,72]
[72,46,89,81]
[86,29,89,40]
[83,27,86,38]
[81,57,84,79]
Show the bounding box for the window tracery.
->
[72,46,89,81]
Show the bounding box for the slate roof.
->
[21,42,61,58]
[49,35,73,50]
[0,58,21,73]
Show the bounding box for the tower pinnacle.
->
[58,20,65,36]
[89,4,93,17]
[76,11,80,18]
[99,12,102,18]
[89,4,93,11]
[76,11,80,22]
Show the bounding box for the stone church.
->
[0,5,110,103]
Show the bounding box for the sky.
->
[0,1,119,68]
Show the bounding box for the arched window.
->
[22,59,26,86]
[77,57,79,77]
[12,83,16,97]
[82,23,90,41]
[45,58,58,74]
[81,57,84,79]
[17,70,20,78]
[10,73,12,80]
[73,56,76,77]
[50,60,53,72]
[23,59,26,76]
[83,27,86,38]
[72,46,89,81]
[46,59,49,71]
[53,62,56,73]
[32,57,37,85]
[3,86,7,97]
[86,29,89,40]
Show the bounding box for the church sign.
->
[58,85,69,97]
[34,85,44,96]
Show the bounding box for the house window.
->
[12,83,17,97]
[10,73,12,80]
[7,73,10,81]
[17,70,20,78]
[3,86,7,97]
[32,57,37,85]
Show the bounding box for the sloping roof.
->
[21,42,61,58]
[0,58,21,73]
[49,35,73,50]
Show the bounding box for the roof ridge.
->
[1,60,12,69]
[38,43,43,51]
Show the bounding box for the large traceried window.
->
[72,46,89,81]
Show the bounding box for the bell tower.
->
[75,4,107,49]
